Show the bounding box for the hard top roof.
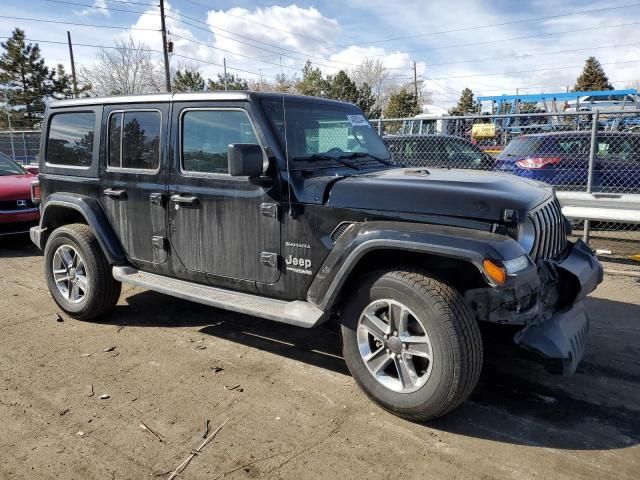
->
[49,91,355,108]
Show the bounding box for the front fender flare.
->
[307,221,527,311]
[39,193,126,265]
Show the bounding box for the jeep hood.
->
[325,168,553,222]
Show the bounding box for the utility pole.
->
[413,61,418,100]
[3,89,16,161]
[223,58,228,90]
[159,0,171,92]
[66,31,78,97]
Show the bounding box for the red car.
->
[0,152,40,237]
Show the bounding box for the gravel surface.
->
[1,238,639,480]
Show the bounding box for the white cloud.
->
[75,0,111,18]
[204,5,340,75]
[24,0,638,103]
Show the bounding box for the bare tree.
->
[78,36,163,96]
[350,59,433,115]
[350,58,392,112]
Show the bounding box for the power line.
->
[165,13,360,68]
[437,79,638,96]
[424,41,640,67]
[368,21,640,57]
[331,2,640,49]
[0,14,160,31]
[0,36,159,52]
[166,17,355,70]
[169,33,305,72]
[424,60,640,82]
[171,52,277,79]
[38,0,156,15]
[107,0,157,5]
[168,12,640,71]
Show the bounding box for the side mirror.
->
[24,165,39,175]
[228,144,264,177]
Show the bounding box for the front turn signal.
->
[483,259,506,285]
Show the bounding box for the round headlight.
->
[518,218,536,254]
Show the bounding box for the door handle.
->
[103,188,127,199]
[170,194,199,205]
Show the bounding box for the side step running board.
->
[113,266,325,328]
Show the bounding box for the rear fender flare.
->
[39,193,125,265]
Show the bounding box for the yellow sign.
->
[472,123,497,138]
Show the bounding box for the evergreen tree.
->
[384,89,421,118]
[173,69,205,92]
[448,88,476,115]
[356,82,381,118]
[0,28,53,127]
[296,60,329,97]
[574,56,613,91]
[327,70,359,103]
[274,72,295,93]
[207,72,248,91]
[52,64,73,98]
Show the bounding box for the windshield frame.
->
[260,96,392,171]
[0,152,27,176]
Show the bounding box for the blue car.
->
[495,131,640,192]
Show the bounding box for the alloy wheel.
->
[52,245,89,304]
[356,299,433,393]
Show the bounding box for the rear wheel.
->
[44,223,121,320]
[340,269,483,421]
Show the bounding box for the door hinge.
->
[260,252,278,268]
[152,236,167,250]
[260,202,279,219]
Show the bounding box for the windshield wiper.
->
[292,154,359,170]
[338,152,394,166]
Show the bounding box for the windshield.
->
[262,98,391,166]
[0,152,25,176]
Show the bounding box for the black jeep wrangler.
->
[30,92,603,421]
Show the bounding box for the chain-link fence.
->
[372,110,640,259]
[0,130,41,165]
[1,109,638,259]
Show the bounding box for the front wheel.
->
[44,223,121,320]
[340,269,483,421]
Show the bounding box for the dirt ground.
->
[1,237,639,480]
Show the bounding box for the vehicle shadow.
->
[100,290,639,451]
[0,235,41,258]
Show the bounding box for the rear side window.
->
[46,112,95,167]
[181,109,258,174]
[108,110,161,170]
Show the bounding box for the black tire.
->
[44,223,121,320]
[340,269,483,421]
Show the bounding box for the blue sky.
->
[1,0,639,107]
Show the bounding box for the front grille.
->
[529,196,567,261]
[0,199,36,211]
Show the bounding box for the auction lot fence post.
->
[1,109,639,259]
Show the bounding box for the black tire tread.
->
[389,270,482,420]
[44,223,121,320]
[346,268,483,421]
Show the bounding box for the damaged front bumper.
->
[466,239,603,376]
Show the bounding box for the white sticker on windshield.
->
[346,114,370,127]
